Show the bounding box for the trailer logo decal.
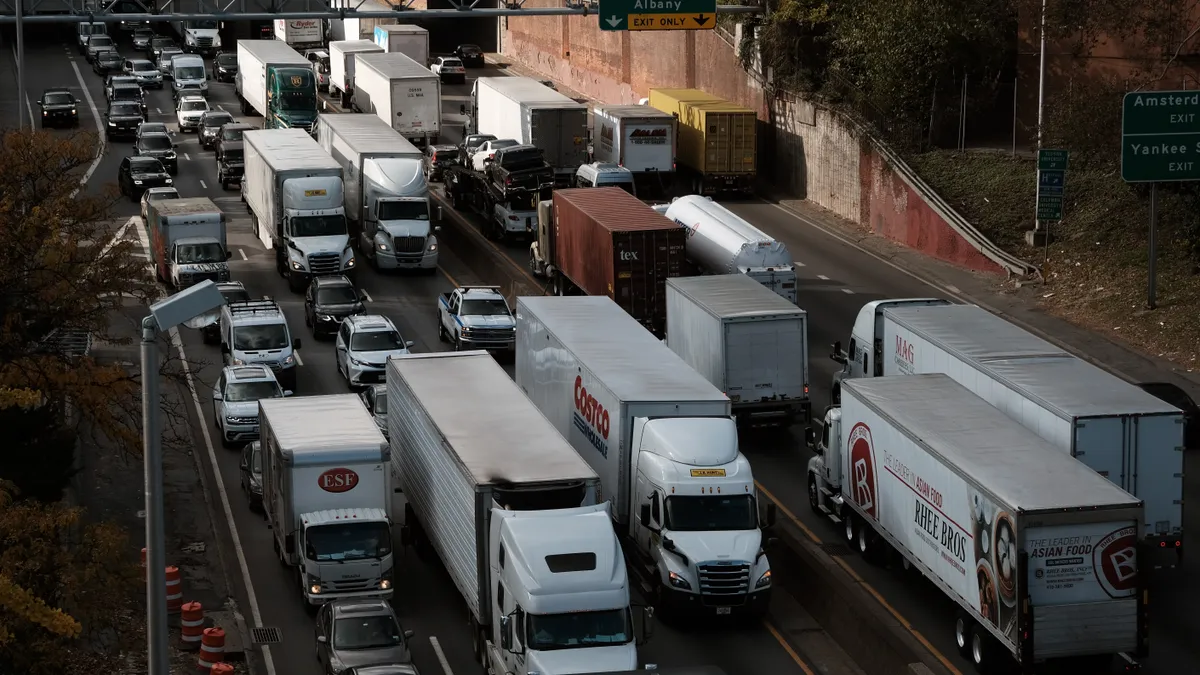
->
[629,127,668,145]
[847,422,878,520]
[1094,526,1138,598]
[574,376,611,458]
[894,335,916,374]
[317,468,360,493]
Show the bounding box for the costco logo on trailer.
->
[318,468,360,493]
[573,375,610,458]
[848,422,879,520]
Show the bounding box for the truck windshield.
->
[291,215,346,237]
[191,19,218,29]
[176,242,225,264]
[279,90,316,111]
[306,521,392,562]
[664,495,757,532]
[460,299,510,316]
[233,324,289,351]
[526,608,632,650]
[601,179,635,195]
[175,66,206,80]
[377,201,429,221]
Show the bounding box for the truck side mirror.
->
[830,340,846,364]
[283,390,294,397]
[638,503,651,528]
[459,103,466,115]
[637,605,655,645]
[316,635,327,644]
[499,615,512,651]
[804,427,816,450]
[225,250,233,260]
[764,503,777,528]
[434,225,442,233]
[403,629,415,639]
[220,344,230,354]
[212,391,223,401]
[292,338,302,350]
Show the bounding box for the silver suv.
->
[334,315,413,387]
[211,365,290,447]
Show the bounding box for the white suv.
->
[430,56,466,84]
[211,365,290,447]
[176,95,209,133]
[335,315,414,387]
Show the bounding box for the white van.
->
[574,161,636,194]
[171,54,209,95]
[76,22,106,54]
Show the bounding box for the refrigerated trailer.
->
[352,52,442,146]
[591,105,676,197]
[470,77,590,185]
[328,40,383,107]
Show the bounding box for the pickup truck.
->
[436,286,516,353]
[444,144,553,242]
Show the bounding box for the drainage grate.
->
[820,542,852,557]
[250,627,283,645]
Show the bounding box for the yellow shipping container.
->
[647,88,756,192]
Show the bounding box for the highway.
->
[8,29,825,675]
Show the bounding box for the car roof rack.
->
[226,299,282,317]
[460,285,502,292]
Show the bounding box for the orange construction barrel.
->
[180,602,204,651]
[197,626,226,672]
[165,566,183,614]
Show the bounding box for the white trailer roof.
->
[595,104,674,121]
[846,375,1141,511]
[356,51,435,79]
[316,113,421,156]
[260,394,387,466]
[387,352,598,485]
[519,296,728,404]
[888,304,1179,417]
[238,40,310,66]
[376,24,426,35]
[330,39,382,54]
[667,274,804,319]
[244,129,341,172]
[478,76,585,108]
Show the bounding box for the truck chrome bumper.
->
[375,250,438,270]
[659,586,771,618]
[304,587,394,606]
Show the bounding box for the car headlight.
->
[348,354,364,367]
[317,314,333,322]
[164,178,173,184]
[108,121,116,127]
[345,257,355,269]
[307,575,322,595]
[231,359,245,365]
[668,571,692,590]
[282,355,295,367]
[755,570,772,589]
[460,327,472,335]
[166,152,176,159]
[133,179,143,185]
[70,107,76,114]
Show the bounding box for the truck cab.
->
[219,299,301,390]
[437,286,516,353]
[575,162,636,195]
[268,66,319,131]
[804,406,851,536]
[274,176,355,291]
[359,157,440,273]
[146,197,231,289]
[175,19,222,56]
[829,298,951,403]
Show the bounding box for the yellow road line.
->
[764,618,818,675]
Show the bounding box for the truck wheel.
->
[969,625,998,674]
[843,511,857,545]
[856,523,885,565]
[437,319,447,342]
[807,474,820,513]
[954,612,973,659]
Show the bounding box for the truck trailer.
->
[328,39,383,107]
[387,351,650,674]
[314,113,438,273]
[529,188,685,338]
[831,299,1184,556]
[243,129,355,291]
[591,105,676,197]
[235,40,319,132]
[469,77,589,186]
[666,275,809,426]
[145,197,230,289]
[260,394,394,607]
[351,51,442,147]
[329,0,399,42]
[654,195,797,304]
[273,18,324,49]
[516,296,776,619]
[372,24,429,65]
[647,89,755,197]
[808,374,1146,673]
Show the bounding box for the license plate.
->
[715,607,731,615]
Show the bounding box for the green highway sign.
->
[1037,149,1069,171]
[1122,90,1200,182]
[1036,194,1063,221]
[1036,169,1067,222]
[599,0,717,31]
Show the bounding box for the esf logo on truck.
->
[318,468,359,493]
[573,375,610,458]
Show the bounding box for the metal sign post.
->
[1035,149,1068,262]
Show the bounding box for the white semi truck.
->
[516,295,776,619]
[665,275,809,426]
[591,105,676,197]
[830,299,1184,557]
[372,24,429,65]
[314,113,439,273]
[171,19,221,57]
[653,196,797,304]
[328,39,383,107]
[387,351,652,674]
[352,51,442,147]
[469,77,590,186]
[243,129,356,292]
[807,374,1146,673]
[260,394,394,608]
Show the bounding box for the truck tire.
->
[954,611,973,659]
[437,318,447,342]
[969,624,999,674]
[807,474,820,513]
[843,511,857,545]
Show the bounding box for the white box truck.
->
[653,196,797,304]
[807,374,1146,674]
[830,299,1185,557]
[387,351,651,674]
[243,129,355,292]
[145,197,230,289]
[330,0,398,42]
[516,295,777,618]
[352,52,442,147]
[592,104,676,196]
[260,394,394,607]
[328,39,383,107]
[372,23,428,65]
[314,113,438,273]
[274,18,324,49]
[666,275,809,426]
[235,40,319,132]
[470,77,590,185]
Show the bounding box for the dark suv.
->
[118,156,173,201]
[38,88,78,128]
[212,51,238,82]
[104,101,145,140]
[135,133,178,174]
[423,144,459,182]
[110,83,147,117]
[304,276,366,338]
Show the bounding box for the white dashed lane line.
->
[842,288,855,294]
[817,274,829,280]
[238,249,247,260]
[184,152,191,161]
[199,179,207,189]
[294,351,305,366]
[361,289,373,302]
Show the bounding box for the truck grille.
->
[307,252,341,275]
[468,329,513,342]
[189,272,221,285]
[393,236,425,254]
[324,578,375,592]
[697,562,751,605]
[194,37,214,47]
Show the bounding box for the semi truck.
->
[830,299,1185,557]
[328,39,383,107]
[444,144,553,242]
[235,40,319,132]
[807,374,1146,674]
[468,77,589,186]
[647,89,756,197]
[516,296,777,619]
[665,275,809,426]
[243,129,356,292]
[387,351,651,674]
[352,51,442,147]
[260,394,394,608]
[528,188,686,338]
[145,197,230,289]
[313,113,438,273]
[273,18,324,49]
[171,19,221,57]
[591,105,676,197]
[373,24,429,65]
[653,196,797,304]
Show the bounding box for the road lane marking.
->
[794,261,806,267]
[817,274,829,280]
[429,636,454,675]
[360,289,373,302]
[238,248,247,260]
[156,107,162,113]
[200,180,207,189]
[945,284,961,294]
[294,351,304,366]
[68,59,104,198]
[763,619,818,675]
[184,152,191,161]
[841,288,855,294]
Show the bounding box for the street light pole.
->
[1036,0,1047,149]
[141,316,169,675]
[15,0,24,129]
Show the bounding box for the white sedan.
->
[470,138,519,171]
[430,56,466,84]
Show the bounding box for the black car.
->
[118,156,173,201]
[423,144,459,182]
[199,110,235,150]
[453,43,485,68]
[212,51,238,83]
[104,101,145,140]
[37,88,78,128]
[149,36,175,60]
[304,276,366,338]
[131,27,155,51]
[135,133,178,174]
[216,140,244,190]
[93,49,125,75]
[110,83,148,117]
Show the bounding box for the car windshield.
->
[89,36,113,47]
[139,135,172,151]
[101,52,122,62]
[147,190,178,202]
[139,123,168,135]
[152,38,173,48]
[376,201,428,221]
[249,446,262,473]
[279,90,315,111]
[221,127,246,141]
[217,54,237,66]
[222,148,244,163]
[220,288,251,304]
[372,391,387,416]
[664,494,758,531]
[526,609,632,650]
[204,114,233,127]
[350,330,405,352]
[232,324,289,351]
[224,380,281,403]
[317,286,359,305]
[460,299,510,316]
[181,100,208,112]
[111,103,140,116]
[176,242,224,264]
[44,93,73,105]
[176,66,205,80]
[600,178,635,194]
[307,521,392,564]
[130,159,163,173]
[291,214,345,237]
[332,612,403,650]
[467,135,494,149]
[132,61,155,72]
